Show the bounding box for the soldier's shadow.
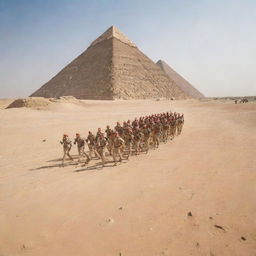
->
[46,155,81,163]
[75,159,127,172]
[29,156,128,172]
[29,161,77,171]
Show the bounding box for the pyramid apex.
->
[90,26,136,47]
[157,59,166,65]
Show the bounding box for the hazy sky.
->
[0,0,255,98]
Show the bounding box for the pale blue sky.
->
[0,0,255,98]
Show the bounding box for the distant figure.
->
[60,134,73,164]
[234,100,238,104]
[152,123,160,149]
[177,114,184,135]
[240,98,248,103]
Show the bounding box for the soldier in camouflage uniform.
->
[176,114,184,135]
[74,133,90,164]
[96,128,103,141]
[152,122,160,149]
[112,132,125,165]
[105,125,114,155]
[86,131,100,159]
[115,122,124,138]
[123,127,134,159]
[141,125,151,153]
[169,116,176,140]
[133,127,144,155]
[60,134,73,164]
[162,119,169,143]
[96,133,108,166]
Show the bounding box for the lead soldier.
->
[60,134,73,165]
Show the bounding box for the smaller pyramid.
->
[156,60,204,99]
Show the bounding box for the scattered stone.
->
[42,139,46,142]
[214,224,226,232]
[196,242,200,247]
[118,207,123,210]
[209,217,213,220]
[106,218,114,224]
[187,211,193,217]
[241,236,246,241]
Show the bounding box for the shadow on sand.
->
[29,157,127,172]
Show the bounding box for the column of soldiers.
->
[60,111,184,166]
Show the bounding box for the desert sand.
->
[0,99,255,256]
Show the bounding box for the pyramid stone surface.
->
[156,60,204,99]
[31,26,187,100]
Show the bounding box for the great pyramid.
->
[156,60,204,99]
[31,26,187,100]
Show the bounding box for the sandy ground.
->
[0,99,256,256]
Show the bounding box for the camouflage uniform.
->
[133,128,144,155]
[152,123,160,149]
[123,128,133,159]
[112,134,125,165]
[60,135,73,164]
[169,118,176,139]
[86,132,100,159]
[115,123,124,138]
[74,134,90,163]
[142,126,151,153]
[96,134,108,166]
[105,126,114,155]
[162,120,169,143]
[177,115,184,135]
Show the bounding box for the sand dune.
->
[0,99,255,256]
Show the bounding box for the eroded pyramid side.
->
[31,38,114,99]
[111,38,187,99]
[156,60,204,99]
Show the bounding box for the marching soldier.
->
[152,122,160,149]
[169,117,176,139]
[115,122,124,138]
[133,127,144,155]
[162,119,169,143]
[96,128,103,140]
[60,134,73,164]
[112,132,125,165]
[105,125,114,155]
[123,127,133,159]
[74,133,90,164]
[86,131,100,159]
[142,125,151,153]
[177,114,184,135]
[96,133,108,166]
